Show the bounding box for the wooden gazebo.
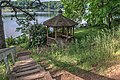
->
[43,10,78,46]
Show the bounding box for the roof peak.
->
[58,9,63,14]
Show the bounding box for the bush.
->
[6,36,16,47]
[6,34,29,47]
[29,24,47,47]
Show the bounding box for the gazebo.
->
[43,10,78,46]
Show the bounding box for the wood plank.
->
[17,52,31,58]
[17,55,30,61]
[14,58,34,67]
[13,61,37,71]
[15,64,40,73]
[14,67,43,77]
[16,71,46,80]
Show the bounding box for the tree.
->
[0,0,43,49]
[0,8,6,48]
[61,0,120,28]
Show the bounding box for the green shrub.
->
[15,34,29,45]
[6,36,16,47]
[29,24,47,47]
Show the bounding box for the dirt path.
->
[105,64,120,80]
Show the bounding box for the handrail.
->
[0,47,16,74]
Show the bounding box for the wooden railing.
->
[0,47,16,74]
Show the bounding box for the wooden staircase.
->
[9,52,54,80]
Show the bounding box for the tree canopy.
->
[61,0,120,28]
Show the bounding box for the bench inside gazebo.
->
[43,10,78,46]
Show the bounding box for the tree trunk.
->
[0,8,6,49]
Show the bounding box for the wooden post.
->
[62,27,65,35]
[4,56,10,74]
[72,26,75,37]
[55,27,57,40]
[70,27,72,35]
[67,27,69,37]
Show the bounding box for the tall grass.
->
[39,28,120,72]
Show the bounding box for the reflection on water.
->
[3,12,56,38]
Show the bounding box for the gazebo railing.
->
[0,47,16,73]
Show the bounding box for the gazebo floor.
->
[47,36,74,46]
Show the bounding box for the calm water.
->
[3,12,56,38]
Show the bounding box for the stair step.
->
[15,71,47,80]
[14,67,44,77]
[17,55,30,61]
[9,52,54,80]
[17,52,31,58]
[14,59,35,67]
[15,64,40,73]
[13,61,37,71]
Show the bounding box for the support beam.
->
[70,27,72,35]
[73,26,74,37]
[67,27,69,37]
[11,52,15,65]
[62,27,65,35]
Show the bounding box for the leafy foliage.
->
[6,34,28,47]
[61,0,120,28]
[29,24,47,47]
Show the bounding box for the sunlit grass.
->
[31,27,120,74]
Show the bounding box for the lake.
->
[2,12,56,38]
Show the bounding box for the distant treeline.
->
[11,0,63,11]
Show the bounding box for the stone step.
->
[14,67,44,77]
[15,64,40,73]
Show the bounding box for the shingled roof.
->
[43,10,78,27]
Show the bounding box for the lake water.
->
[3,12,56,38]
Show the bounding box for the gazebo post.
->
[70,27,72,36]
[67,27,69,37]
[73,26,74,36]
[55,27,57,40]
[62,27,65,35]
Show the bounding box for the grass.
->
[30,27,120,75]
[0,62,7,80]
[0,55,14,80]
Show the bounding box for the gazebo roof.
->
[43,12,78,27]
